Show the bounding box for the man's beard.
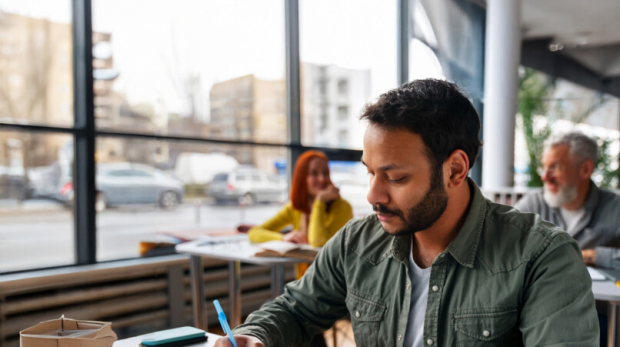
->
[543,184,578,208]
[373,164,449,235]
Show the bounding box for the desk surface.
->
[176,235,310,265]
[592,280,620,302]
[113,333,221,347]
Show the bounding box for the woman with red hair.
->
[248,151,352,347]
[248,150,353,259]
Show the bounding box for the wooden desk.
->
[113,332,221,347]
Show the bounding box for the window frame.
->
[0,0,411,273]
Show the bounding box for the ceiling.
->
[470,0,620,96]
[521,0,620,77]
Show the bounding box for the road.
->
[0,194,373,273]
[0,201,283,273]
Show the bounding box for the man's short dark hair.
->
[360,79,482,169]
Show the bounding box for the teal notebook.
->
[141,327,206,346]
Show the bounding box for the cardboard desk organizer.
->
[20,315,117,347]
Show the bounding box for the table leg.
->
[609,302,620,347]
[270,266,277,299]
[189,255,208,331]
[229,261,242,328]
[271,264,285,299]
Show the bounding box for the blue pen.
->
[213,300,239,347]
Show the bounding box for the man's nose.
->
[541,168,551,182]
[367,177,389,206]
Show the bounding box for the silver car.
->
[207,168,286,205]
[95,163,184,210]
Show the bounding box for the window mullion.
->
[72,0,97,265]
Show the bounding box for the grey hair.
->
[544,131,598,165]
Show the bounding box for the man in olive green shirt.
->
[215,80,598,347]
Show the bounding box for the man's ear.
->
[446,149,469,188]
[579,159,595,179]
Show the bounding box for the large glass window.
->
[0,1,74,127]
[96,137,288,261]
[0,131,74,272]
[408,0,485,105]
[299,0,398,150]
[0,0,416,273]
[329,161,372,218]
[91,0,287,143]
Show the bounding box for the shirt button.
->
[432,285,439,292]
[406,284,411,290]
[427,339,434,346]
[483,330,490,337]
[397,334,402,341]
[355,311,360,318]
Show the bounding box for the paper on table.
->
[587,266,607,281]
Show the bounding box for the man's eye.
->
[389,177,405,183]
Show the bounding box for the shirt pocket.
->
[452,307,519,347]
[345,291,387,347]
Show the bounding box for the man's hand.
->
[283,230,308,244]
[213,335,265,347]
[582,249,596,266]
[316,184,341,203]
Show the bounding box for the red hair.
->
[290,151,330,213]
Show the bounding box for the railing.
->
[480,187,539,206]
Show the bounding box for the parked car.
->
[0,166,29,200]
[207,167,286,205]
[331,173,372,218]
[61,163,184,210]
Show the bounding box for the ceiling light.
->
[549,43,564,52]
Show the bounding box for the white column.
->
[482,0,521,189]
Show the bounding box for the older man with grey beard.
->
[515,131,620,270]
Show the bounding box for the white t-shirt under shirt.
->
[403,248,431,347]
[560,207,586,236]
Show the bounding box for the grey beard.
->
[543,185,578,208]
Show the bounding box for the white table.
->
[592,279,620,347]
[176,235,310,330]
[113,332,221,346]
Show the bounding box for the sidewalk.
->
[0,199,65,215]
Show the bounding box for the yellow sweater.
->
[248,198,353,278]
[248,198,353,247]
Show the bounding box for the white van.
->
[174,153,239,185]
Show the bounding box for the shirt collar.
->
[387,178,487,268]
[445,178,487,268]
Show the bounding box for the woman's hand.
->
[582,249,596,265]
[213,335,265,347]
[316,184,341,203]
[283,230,308,244]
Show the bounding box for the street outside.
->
[0,196,372,273]
[0,199,283,273]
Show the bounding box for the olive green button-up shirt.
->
[234,180,599,346]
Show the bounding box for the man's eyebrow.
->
[360,158,404,171]
[378,164,404,171]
